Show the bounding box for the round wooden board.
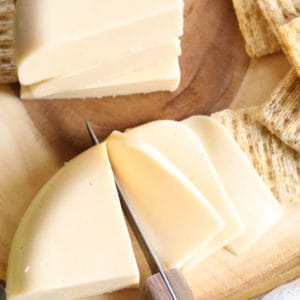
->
[1,1,300,299]
[22,0,249,162]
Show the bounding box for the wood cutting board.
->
[0,0,299,299]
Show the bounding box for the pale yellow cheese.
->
[21,40,181,99]
[106,132,224,270]
[16,0,184,85]
[183,116,283,254]
[125,120,244,271]
[22,58,180,99]
[6,144,139,300]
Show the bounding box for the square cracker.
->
[257,68,300,153]
[279,17,300,76]
[257,0,300,37]
[232,0,280,57]
[257,0,300,72]
[212,108,300,206]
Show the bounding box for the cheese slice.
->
[183,116,283,254]
[106,132,224,270]
[21,57,180,99]
[16,0,184,85]
[125,120,244,271]
[21,40,181,98]
[6,143,139,300]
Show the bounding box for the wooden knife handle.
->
[144,268,195,300]
[0,280,6,300]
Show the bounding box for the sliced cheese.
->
[183,116,283,254]
[16,0,184,85]
[21,40,181,98]
[22,57,180,99]
[6,143,139,300]
[106,132,224,269]
[125,120,244,271]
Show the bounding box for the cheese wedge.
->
[183,116,283,254]
[16,0,184,85]
[21,40,181,99]
[22,58,180,99]
[106,132,224,270]
[125,120,244,271]
[6,144,139,300]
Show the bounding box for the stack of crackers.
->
[0,0,16,83]
[215,1,300,205]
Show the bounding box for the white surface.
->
[256,278,300,300]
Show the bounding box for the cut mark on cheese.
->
[106,132,224,270]
[6,143,139,300]
[183,116,283,255]
[22,58,181,99]
[21,40,181,98]
[125,120,244,271]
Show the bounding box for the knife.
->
[86,121,195,300]
[0,280,5,300]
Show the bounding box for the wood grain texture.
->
[22,0,250,162]
[0,0,299,299]
[144,269,195,300]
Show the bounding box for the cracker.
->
[279,17,300,76]
[257,68,300,153]
[0,0,17,83]
[257,0,300,37]
[232,0,280,57]
[212,108,300,206]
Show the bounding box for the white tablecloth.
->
[255,278,300,300]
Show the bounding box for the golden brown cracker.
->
[212,108,300,206]
[232,0,280,57]
[257,68,300,153]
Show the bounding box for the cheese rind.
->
[6,144,139,300]
[16,0,183,84]
[21,40,181,98]
[125,120,244,271]
[183,116,283,254]
[106,132,225,269]
[22,58,180,99]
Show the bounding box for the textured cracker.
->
[257,0,300,38]
[212,108,300,206]
[232,0,280,57]
[257,69,300,153]
[0,0,17,83]
[279,18,300,76]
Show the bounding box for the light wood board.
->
[0,0,299,299]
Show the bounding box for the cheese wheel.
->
[6,144,139,300]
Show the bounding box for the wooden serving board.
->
[0,0,299,299]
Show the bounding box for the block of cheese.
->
[21,40,181,99]
[22,57,180,99]
[106,132,224,269]
[6,143,139,300]
[16,0,184,85]
[125,120,244,271]
[183,116,283,254]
